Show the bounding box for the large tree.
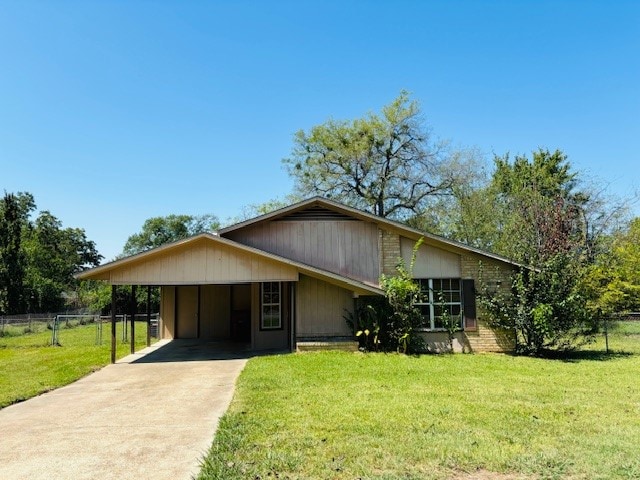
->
[283,91,472,219]
[475,150,601,354]
[0,192,101,314]
[122,214,220,256]
[23,211,102,312]
[0,193,29,314]
[584,217,640,315]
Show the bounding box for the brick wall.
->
[380,229,401,277]
[460,253,516,353]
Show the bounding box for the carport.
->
[77,233,300,362]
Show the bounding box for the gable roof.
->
[76,232,382,296]
[220,196,524,269]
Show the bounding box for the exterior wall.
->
[296,274,354,338]
[160,286,176,339]
[460,253,516,353]
[251,282,291,350]
[380,229,401,276]
[200,285,231,339]
[176,286,198,338]
[400,236,461,278]
[160,285,232,340]
[418,331,467,353]
[108,238,298,285]
[224,220,380,284]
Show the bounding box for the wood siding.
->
[252,282,290,350]
[160,286,176,339]
[400,236,461,278]
[176,286,198,339]
[296,275,353,337]
[200,285,231,339]
[224,220,380,284]
[107,238,298,285]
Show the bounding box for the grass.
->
[0,321,153,408]
[198,324,640,480]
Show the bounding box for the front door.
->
[176,286,198,339]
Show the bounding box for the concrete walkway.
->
[0,340,249,480]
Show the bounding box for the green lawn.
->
[198,324,640,480]
[0,321,152,408]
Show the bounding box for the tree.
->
[283,91,472,219]
[122,214,220,256]
[0,192,102,314]
[234,194,303,223]
[22,211,102,312]
[0,192,30,314]
[476,150,600,354]
[584,217,640,315]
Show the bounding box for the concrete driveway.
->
[0,340,249,480]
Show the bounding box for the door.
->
[176,286,198,339]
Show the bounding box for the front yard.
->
[198,324,640,479]
[0,322,151,408]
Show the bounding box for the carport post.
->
[146,286,151,347]
[111,285,117,364]
[130,285,137,355]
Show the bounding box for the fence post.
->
[51,315,58,346]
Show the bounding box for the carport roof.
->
[76,233,382,296]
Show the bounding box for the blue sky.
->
[1,1,638,262]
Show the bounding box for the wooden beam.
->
[130,285,137,355]
[197,285,201,339]
[146,286,151,347]
[111,285,116,364]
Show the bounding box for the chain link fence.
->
[0,312,160,346]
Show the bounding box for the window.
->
[261,282,281,329]
[415,278,463,330]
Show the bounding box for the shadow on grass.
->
[541,349,635,363]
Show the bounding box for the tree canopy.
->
[584,218,640,315]
[122,214,220,256]
[0,192,101,314]
[283,91,473,219]
[471,150,602,354]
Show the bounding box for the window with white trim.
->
[261,282,281,329]
[415,278,463,330]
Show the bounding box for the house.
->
[77,197,516,358]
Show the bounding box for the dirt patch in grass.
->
[451,470,534,480]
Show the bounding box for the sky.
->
[1,0,639,262]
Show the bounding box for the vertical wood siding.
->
[176,286,198,338]
[400,236,461,278]
[252,282,290,350]
[200,285,231,339]
[224,220,380,284]
[108,238,297,284]
[296,275,353,337]
[160,286,176,339]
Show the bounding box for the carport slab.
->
[0,340,248,480]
